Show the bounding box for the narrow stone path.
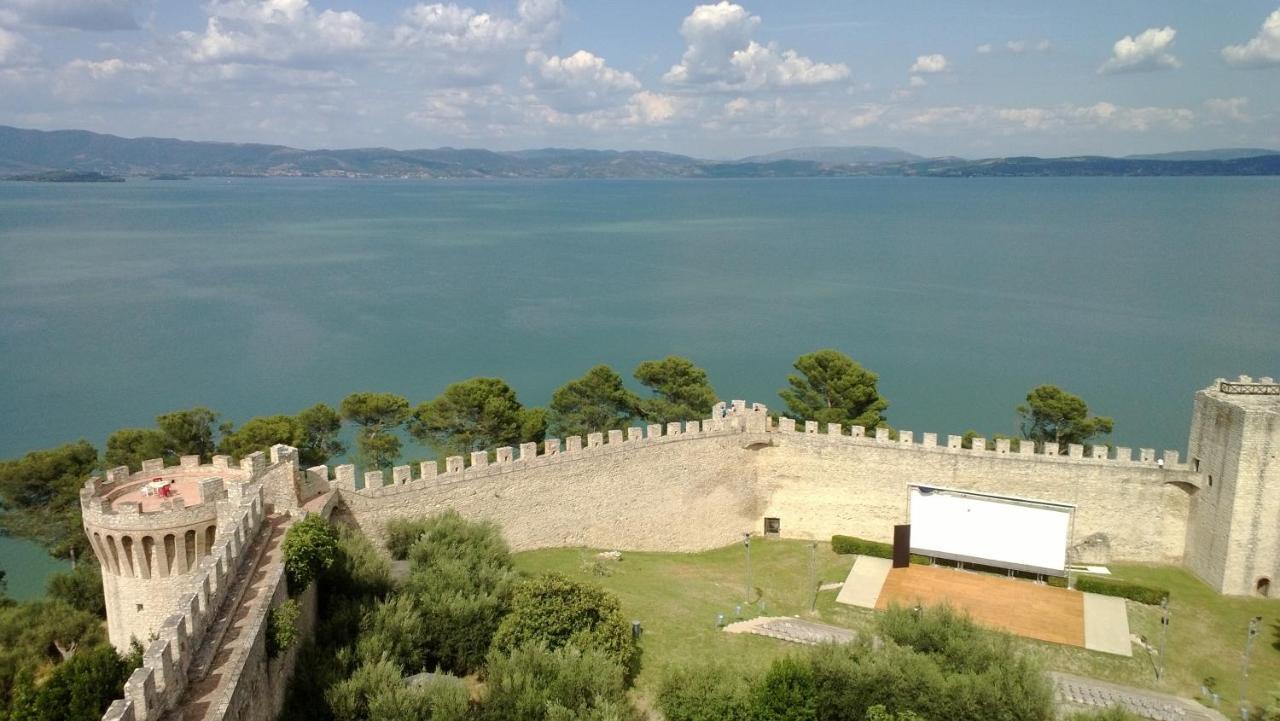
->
[162,513,290,721]
[723,616,858,645]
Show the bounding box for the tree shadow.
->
[1271,619,1280,652]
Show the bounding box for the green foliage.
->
[1017,385,1114,450]
[865,706,923,721]
[155,406,220,460]
[356,594,426,669]
[267,598,302,659]
[320,522,394,602]
[830,536,928,564]
[23,644,135,721]
[1262,686,1280,721]
[408,378,529,457]
[327,658,403,721]
[341,392,411,470]
[518,407,549,445]
[104,428,169,470]
[0,599,112,720]
[401,511,518,675]
[633,356,717,424]
[549,365,639,437]
[656,663,754,721]
[480,644,639,721]
[0,440,99,559]
[751,655,816,721]
[491,573,640,682]
[297,403,346,466]
[46,562,106,618]
[386,517,433,560]
[779,350,888,430]
[369,673,469,721]
[1074,575,1168,605]
[283,515,340,595]
[218,414,302,461]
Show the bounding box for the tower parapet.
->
[81,452,266,651]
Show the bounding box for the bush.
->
[26,644,135,721]
[407,510,512,575]
[283,515,340,595]
[752,656,816,721]
[656,663,754,721]
[480,644,639,721]
[47,562,106,618]
[1074,575,1168,605]
[1062,708,1143,721]
[830,536,928,564]
[267,598,302,659]
[386,518,434,560]
[322,522,394,601]
[490,574,640,683]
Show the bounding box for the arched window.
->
[184,529,197,570]
[140,536,154,579]
[163,534,176,577]
[1257,577,1271,597]
[205,524,217,556]
[105,534,121,576]
[120,536,136,577]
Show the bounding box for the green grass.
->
[512,540,1280,718]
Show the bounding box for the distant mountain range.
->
[2,125,1278,179]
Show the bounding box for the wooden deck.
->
[875,564,1086,648]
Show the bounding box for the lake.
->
[1,176,1278,598]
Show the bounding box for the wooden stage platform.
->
[875,564,1086,648]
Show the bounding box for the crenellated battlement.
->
[99,474,267,721]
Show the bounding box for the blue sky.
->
[1,0,1277,157]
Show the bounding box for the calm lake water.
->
[1,176,1278,598]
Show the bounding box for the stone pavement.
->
[723,616,858,645]
[1051,672,1228,721]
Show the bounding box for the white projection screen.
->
[908,485,1073,576]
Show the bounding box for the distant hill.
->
[740,146,923,164]
[1125,148,1280,161]
[3,126,1278,179]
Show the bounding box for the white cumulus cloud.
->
[180,0,370,66]
[1204,97,1251,122]
[525,49,641,112]
[1221,8,1280,66]
[976,43,992,54]
[1098,26,1180,74]
[0,25,35,66]
[909,54,948,73]
[663,2,848,91]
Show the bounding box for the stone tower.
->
[1184,376,1280,596]
[79,454,266,651]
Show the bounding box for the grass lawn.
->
[512,539,1280,718]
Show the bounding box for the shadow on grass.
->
[1271,619,1280,652]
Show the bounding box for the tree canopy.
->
[296,403,346,466]
[340,392,410,470]
[155,407,220,460]
[216,403,346,466]
[0,440,98,559]
[282,515,340,595]
[408,378,534,457]
[548,365,639,437]
[1017,385,1114,451]
[779,350,888,429]
[103,428,168,471]
[633,356,718,424]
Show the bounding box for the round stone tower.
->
[80,455,253,651]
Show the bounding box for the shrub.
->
[830,536,928,564]
[752,656,816,721]
[1062,708,1143,721]
[26,644,134,721]
[490,574,640,683]
[1074,575,1169,605]
[866,706,923,721]
[283,515,340,595]
[385,518,433,561]
[46,562,106,618]
[480,644,639,721]
[407,510,512,574]
[656,663,754,721]
[267,598,302,659]
[322,522,394,600]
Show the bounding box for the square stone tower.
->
[1183,376,1280,596]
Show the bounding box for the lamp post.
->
[1156,598,1169,680]
[743,532,752,605]
[1240,616,1262,719]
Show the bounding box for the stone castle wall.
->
[333,407,1199,570]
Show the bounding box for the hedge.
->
[1075,575,1169,605]
[831,535,929,564]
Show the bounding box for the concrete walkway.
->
[1082,593,1132,657]
[723,616,857,645]
[834,555,891,609]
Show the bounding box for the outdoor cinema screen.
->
[907,485,1073,576]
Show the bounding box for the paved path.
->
[834,555,890,608]
[724,616,857,645]
[1052,673,1228,721]
[1082,593,1132,656]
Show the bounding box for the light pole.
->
[1156,598,1169,680]
[1240,616,1262,719]
[743,532,752,605]
[809,542,818,611]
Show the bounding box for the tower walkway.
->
[161,512,291,721]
